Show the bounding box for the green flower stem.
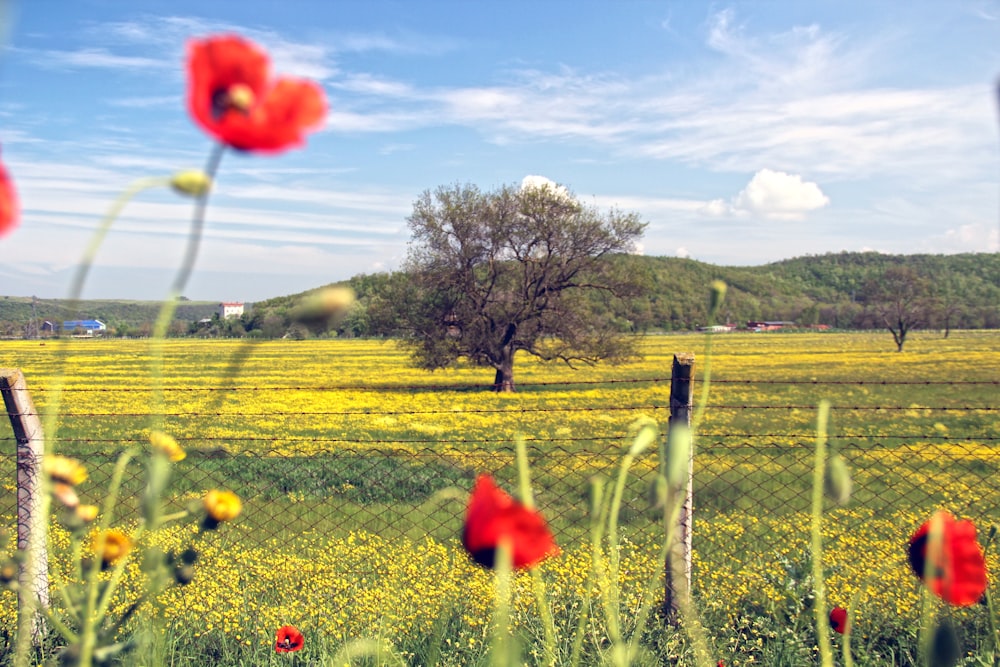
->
[918,513,946,666]
[39,176,169,446]
[327,638,407,666]
[626,496,682,660]
[42,605,77,643]
[811,400,834,667]
[94,526,146,622]
[150,143,225,429]
[56,583,78,627]
[605,447,639,654]
[79,448,136,667]
[514,438,557,666]
[15,178,166,667]
[843,558,899,667]
[983,528,1000,656]
[491,540,514,667]
[569,477,605,667]
[515,437,534,509]
[155,510,190,526]
[987,589,998,658]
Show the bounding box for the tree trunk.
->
[894,327,906,352]
[493,349,516,392]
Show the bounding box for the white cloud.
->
[675,247,690,258]
[731,169,830,220]
[700,199,731,217]
[520,174,572,200]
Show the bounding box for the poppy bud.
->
[170,170,212,198]
[708,280,727,318]
[665,423,691,491]
[824,452,852,505]
[52,482,80,509]
[647,474,669,510]
[931,619,960,667]
[291,286,356,327]
[628,417,657,457]
[174,564,196,585]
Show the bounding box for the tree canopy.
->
[860,264,931,351]
[393,181,646,391]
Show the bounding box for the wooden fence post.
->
[663,353,694,620]
[0,369,50,638]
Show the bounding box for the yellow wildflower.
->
[44,455,87,486]
[75,505,99,523]
[92,530,132,567]
[150,430,186,462]
[204,490,242,523]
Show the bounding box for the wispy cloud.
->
[22,47,168,71]
[320,10,995,190]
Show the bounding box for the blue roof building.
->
[61,319,107,334]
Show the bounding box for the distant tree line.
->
[1,251,997,340]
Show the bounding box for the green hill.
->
[0,297,221,337]
[3,252,997,338]
[249,251,999,337]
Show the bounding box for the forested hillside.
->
[254,251,999,337]
[2,252,997,338]
[0,297,219,337]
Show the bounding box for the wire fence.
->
[2,373,998,601]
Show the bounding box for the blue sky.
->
[0,0,997,301]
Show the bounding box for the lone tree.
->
[396,180,646,391]
[861,265,930,352]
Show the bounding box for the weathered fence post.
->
[0,369,50,639]
[663,353,694,620]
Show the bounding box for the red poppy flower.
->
[274,625,304,652]
[187,35,327,153]
[0,152,18,237]
[829,606,849,634]
[462,474,558,569]
[907,511,988,606]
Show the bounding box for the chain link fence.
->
[2,371,998,612]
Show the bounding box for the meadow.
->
[0,330,997,665]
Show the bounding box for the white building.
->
[219,302,244,319]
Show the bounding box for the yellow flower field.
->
[0,330,996,663]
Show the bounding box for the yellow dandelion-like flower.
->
[204,490,242,523]
[92,529,132,567]
[75,504,99,523]
[44,455,87,486]
[150,430,186,462]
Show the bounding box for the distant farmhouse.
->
[60,319,107,336]
[219,302,244,319]
[746,321,795,332]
